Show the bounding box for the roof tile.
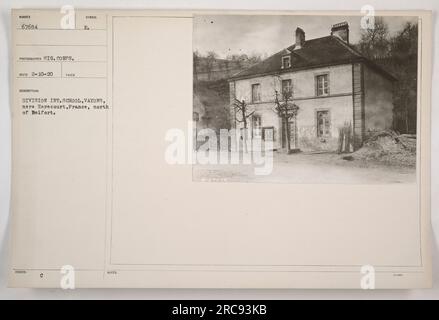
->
[230,36,366,79]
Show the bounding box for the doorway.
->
[281,117,298,149]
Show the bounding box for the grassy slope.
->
[194,79,231,133]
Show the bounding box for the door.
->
[281,117,297,149]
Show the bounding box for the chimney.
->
[295,27,305,50]
[331,22,349,44]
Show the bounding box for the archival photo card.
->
[8,9,431,289]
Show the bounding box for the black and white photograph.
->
[193,15,419,184]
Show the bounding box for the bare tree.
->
[193,50,201,78]
[358,20,418,134]
[226,53,262,69]
[273,88,299,154]
[205,51,218,80]
[389,22,418,134]
[233,98,255,152]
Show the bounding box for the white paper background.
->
[0,0,438,299]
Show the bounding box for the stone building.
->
[228,22,396,152]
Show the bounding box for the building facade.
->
[228,22,396,152]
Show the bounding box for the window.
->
[317,110,331,138]
[262,127,275,141]
[252,115,262,137]
[281,79,293,96]
[282,55,291,69]
[251,83,261,102]
[316,74,329,96]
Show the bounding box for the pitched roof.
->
[229,35,396,81]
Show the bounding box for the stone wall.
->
[364,65,394,136]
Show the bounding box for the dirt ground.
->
[192,151,416,184]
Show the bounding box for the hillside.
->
[194,79,231,133]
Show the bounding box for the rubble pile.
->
[352,131,416,167]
